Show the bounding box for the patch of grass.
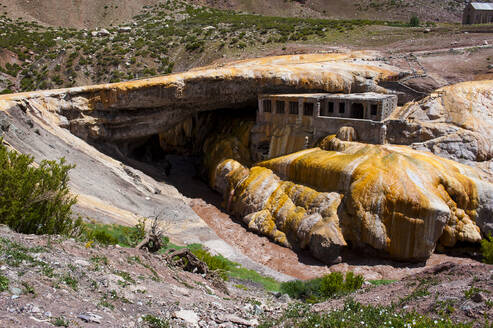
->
[90,255,109,265]
[82,219,146,247]
[481,234,493,264]
[187,244,280,291]
[0,274,9,291]
[464,286,482,299]
[280,272,364,302]
[61,273,78,291]
[114,270,135,284]
[21,281,36,296]
[98,296,114,310]
[0,237,37,266]
[399,277,437,305]
[142,314,169,328]
[52,317,69,327]
[41,265,55,277]
[258,299,474,328]
[234,283,248,290]
[369,279,397,286]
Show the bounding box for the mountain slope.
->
[0,0,484,28]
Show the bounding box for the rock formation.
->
[387,80,493,169]
[211,158,345,264]
[203,111,493,262]
[1,53,491,265]
[257,138,493,260]
[0,53,400,144]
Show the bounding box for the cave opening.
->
[118,106,257,202]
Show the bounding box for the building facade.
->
[463,2,493,24]
[251,93,398,160]
[257,92,397,125]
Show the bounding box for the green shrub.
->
[481,234,493,264]
[280,272,364,302]
[409,15,420,27]
[369,279,397,286]
[142,314,169,328]
[0,274,9,291]
[0,141,81,236]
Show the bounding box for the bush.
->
[280,272,364,302]
[481,234,493,264]
[409,15,420,27]
[0,140,81,236]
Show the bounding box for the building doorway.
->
[350,103,364,119]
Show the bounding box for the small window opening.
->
[303,103,314,116]
[371,104,378,116]
[339,103,345,114]
[276,101,285,114]
[350,103,364,119]
[263,99,272,113]
[289,102,299,115]
[328,102,334,113]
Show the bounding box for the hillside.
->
[0,0,485,28]
[1,0,492,97]
[0,226,490,327]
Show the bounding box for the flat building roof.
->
[471,2,493,10]
[260,92,397,101]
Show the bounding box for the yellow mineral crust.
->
[212,159,345,264]
[258,142,491,260]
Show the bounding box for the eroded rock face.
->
[0,53,401,143]
[212,159,345,264]
[256,139,493,260]
[388,80,493,164]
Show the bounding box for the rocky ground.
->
[0,225,288,328]
[0,225,491,327]
[315,261,493,327]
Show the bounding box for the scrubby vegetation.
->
[0,0,415,94]
[409,14,420,27]
[280,271,364,302]
[258,300,476,328]
[0,140,82,236]
[481,234,493,264]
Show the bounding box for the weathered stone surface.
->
[212,159,345,264]
[0,53,401,142]
[258,139,493,260]
[388,80,493,164]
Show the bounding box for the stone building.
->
[252,93,398,160]
[257,92,397,125]
[463,2,493,24]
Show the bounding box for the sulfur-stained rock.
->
[258,140,493,261]
[212,159,346,264]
